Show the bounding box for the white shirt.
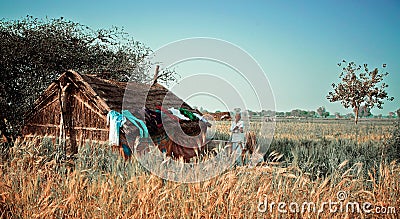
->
[230,120,244,133]
[230,120,244,143]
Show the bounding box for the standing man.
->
[230,112,245,165]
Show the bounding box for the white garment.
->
[230,119,245,165]
[107,111,126,146]
[168,107,190,120]
[232,141,243,165]
[230,120,244,132]
[230,120,244,143]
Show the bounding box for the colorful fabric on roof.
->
[179,108,198,121]
[168,107,190,120]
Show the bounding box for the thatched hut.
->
[23,70,207,160]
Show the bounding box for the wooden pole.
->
[58,82,72,158]
[153,65,160,84]
[58,82,65,158]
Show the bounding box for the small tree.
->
[317,106,330,118]
[327,60,394,124]
[290,109,301,117]
[356,105,372,118]
[317,106,326,118]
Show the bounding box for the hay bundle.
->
[240,131,257,165]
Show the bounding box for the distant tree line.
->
[245,107,399,119]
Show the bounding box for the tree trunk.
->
[354,107,359,125]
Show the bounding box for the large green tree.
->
[327,60,394,124]
[0,16,169,141]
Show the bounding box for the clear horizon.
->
[1,0,399,115]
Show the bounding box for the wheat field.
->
[1,119,399,218]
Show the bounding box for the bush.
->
[386,115,400,162]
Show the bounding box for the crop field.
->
[214,119,394,142]
[1,119,399,218]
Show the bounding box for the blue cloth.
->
[122,144,132,157]
[122,110,149,138]
[107,110,126,145]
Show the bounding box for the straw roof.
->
[27,70,196,120]
[81,72,194,113]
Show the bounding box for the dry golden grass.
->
[1,157,399,218]
[1,120,399,218]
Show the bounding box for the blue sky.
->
[1,0,399,114]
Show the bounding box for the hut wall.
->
[23,91,61,139]
[24,85,109,146]
[70,91,109,145]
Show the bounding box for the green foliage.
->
[317,106,330,118]
[290,109,312,118]
[267,138,385,179]
[356,105,372,118]
[386,115,400,162]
